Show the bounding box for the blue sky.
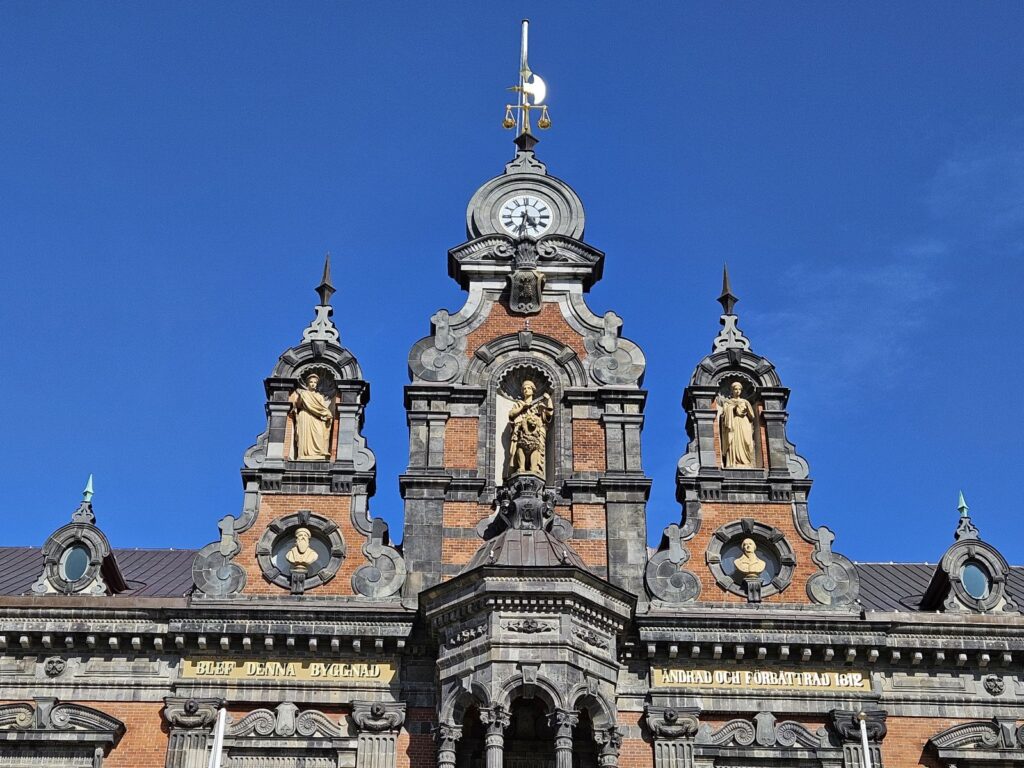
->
[2,2,1022,567]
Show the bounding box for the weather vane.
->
[502,19,551,134]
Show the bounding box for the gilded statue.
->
[290,373,333,460]
[507,379,553,477]
[720,381,755,468]
[285,527,319,572]
[733,537,766,579]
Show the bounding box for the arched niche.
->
[712,372,765,470]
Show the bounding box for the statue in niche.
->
[507,379,553,478]
[290,373,333,460]
[733,538,766,579]
[720,381,755,468]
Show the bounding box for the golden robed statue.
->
[508,379,553,478]
[720,381,755,468]
[290,373,333,461]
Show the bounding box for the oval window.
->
[60,544,91,582]
[961,560,990,600]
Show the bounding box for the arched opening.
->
[571,708,600,768]
[456,706,485,768]
[504,699,555,768]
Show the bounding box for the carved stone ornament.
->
[0,698,125,745]
[163,696,224,729]
[643,705,700,740]
[573,626,609,650]
[42,657,67,678]
[228,702,344,739]
[505,617,555,634]
[696,712,825,749]
[509,267,546,315]
[582,308,646,386]
[829,709,887,743]
[645,522,701,603]
[351,701,406,734]
[983,675,1006,696]
[928,718,1024,752]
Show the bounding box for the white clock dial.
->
[499,194,552,237]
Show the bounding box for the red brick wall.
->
[236,494,362,596]
[466,301,587,360]
[398,706,436,768]
[882,716,960,768]
[88,701,168,768]
[444,418,479,469]
[690,502,818,604]
[572,419,606,472]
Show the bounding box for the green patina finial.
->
[82,474,94,503]
[957,490,969,518]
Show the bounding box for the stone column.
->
[434,723,463,768]
[352,701,406,768]
[644,706,700,768]
[161,697,224,768]
[595,726,623,768]
[479,706,510,768]
[549,709,579,768]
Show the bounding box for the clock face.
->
[499,194,552,237]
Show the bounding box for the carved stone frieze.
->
[228,702,344,739]
[504,618,555,634]
[696,712,824,749]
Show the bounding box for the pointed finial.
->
[316,253,335,306]
[717,264,739,315]
[82,474,94,503]
[957,490,969,518]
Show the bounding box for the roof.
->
[0,547,197,598]
[462,528,590,571]
[854,562,1024,612]
[1,547,1021,611]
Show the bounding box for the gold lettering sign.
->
[182,658,397,684]
[652,667,871,692]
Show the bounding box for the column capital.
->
[643,705,700,740]
[479,705,511,734]
[829,709,887,743]
[434,723,464,747]
[595,726,623,767]
[162,696,224,729]
[351,701,406,734]
[548,709,579,738]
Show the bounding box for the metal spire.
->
[302,254,341,344]
[717,264,739,315]
[502,19,551,136]
[957,490,969,518]
[316,253,335,307]
[72,475,96,524]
